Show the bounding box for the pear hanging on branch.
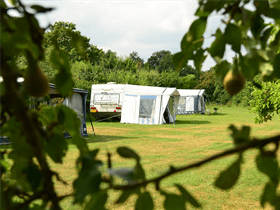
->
[223,57,245,96]
[24,53,49,98]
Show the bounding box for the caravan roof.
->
[177,89,205,96]
[91,84,180,96]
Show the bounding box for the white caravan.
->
[90,83,125,119]
[120,85,180,124]
[177,89,206,115]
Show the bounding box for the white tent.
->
[177,89,206,115]
[120,85,180,124]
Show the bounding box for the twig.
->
[58,193,74,202]
[226,1,241,24]
[51,170,68,186]
[12,191,44,210]
[112,134,280,190]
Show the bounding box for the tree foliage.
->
[1,1,280,210]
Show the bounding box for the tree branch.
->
[112,134,280,190]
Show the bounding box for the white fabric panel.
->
[173,95,180,120]
[185,97,194,112]
[198,97,201,111]
[121,94,137,124]
[70,93,83,117]
[178,89,205,96]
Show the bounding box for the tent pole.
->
[87,109,95,136]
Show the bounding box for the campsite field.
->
[52,105,280,209]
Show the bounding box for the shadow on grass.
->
[84,135,137,143]
[175,120,211,125]
[208,113,228,116]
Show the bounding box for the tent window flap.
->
[139,95,156,119]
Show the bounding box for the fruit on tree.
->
[223,57,245,96]
[24,65,49,98]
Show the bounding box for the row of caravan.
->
[90,83,206,125]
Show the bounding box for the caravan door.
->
[121,94,138,123]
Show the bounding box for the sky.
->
[7,0,243,71]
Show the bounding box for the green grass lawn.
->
[40,106,280,209]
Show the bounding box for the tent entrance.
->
[163,96,175,124]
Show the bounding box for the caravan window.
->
[139,95,156,119]
[94,93,120,104]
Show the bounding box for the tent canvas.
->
[0,83,88,145]
[177,89,206,115]
[120,85,180,125]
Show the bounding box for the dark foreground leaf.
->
[214,157,241,190]
[176,184,201,208]
[135,191,154,210]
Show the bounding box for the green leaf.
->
[73,156,102,204]
[56,105,80,134]
[30,5,53,13]
[224,23,241,53]
[46,133,68,164]
[2,117,34,158]
[260,182,277,207]
[216,60,230,81]
[251,13,265,39]
[135,192,154,210]
[214,157,241,190]
[273,53,280,78]
[22,163,42,190]
[195,6,211,17]
[56,105,88,155]
[163,193,186,210]
[107,168,134,182]
[66,29,88,60]
[193,49,206,72]
[239,56,259,79]
[260,26,273,49]
[134,162,146,181]
[117,147,140,161]
[85,190,108,210]
[254,0,269,16]
[0,83,6,95]
[267,8,280,20]
[173,49,193,72]
[71,134,89,157]
[51,49,74,97]
[176,184,201,208]
[256,153,279,183]
[54,71,74,97]
[228,125,250,145]
[187,18,207,44]
[0,181,8,209]
[89,149,99,159]
[116,188,139,204]
[209,29,225,59]
[1,163,6,176]
[8,0,18,5]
